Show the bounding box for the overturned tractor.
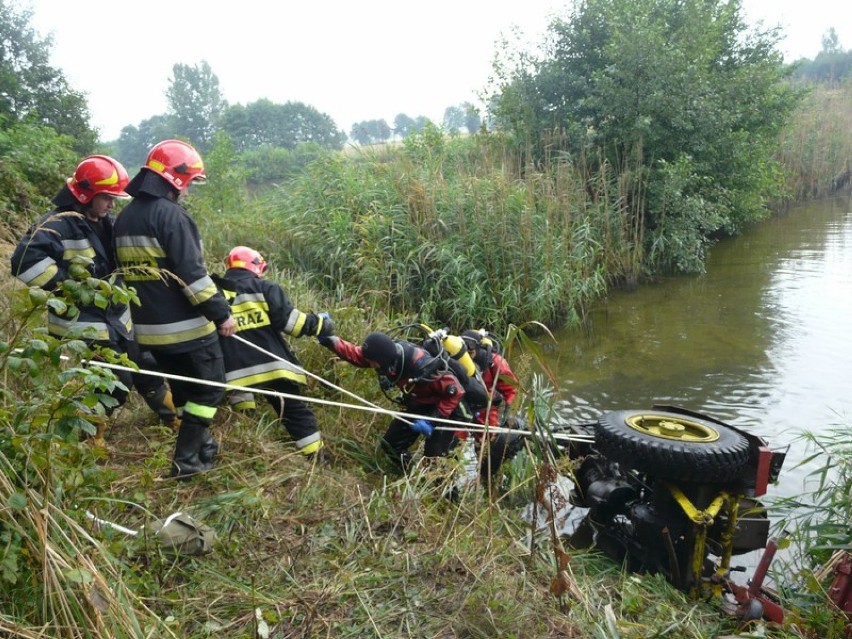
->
[553,405,786,603]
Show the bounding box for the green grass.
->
[72,404,775,639]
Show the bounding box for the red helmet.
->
[143,139,207,191]
[66,155,130,203]
[226,246,268,276]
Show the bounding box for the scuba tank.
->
[473,328,496,368]
[420,323,477,378]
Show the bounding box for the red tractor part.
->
[719,534,787,623]
[826,551,852,636]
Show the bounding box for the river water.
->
[548,192,852,498]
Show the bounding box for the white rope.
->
[85,510,138,536]
[231,334,390,417]
[76,351,594,444]
[84,510,191,539]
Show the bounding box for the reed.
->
[211,130,644,332]
[776,79,852,203]
[770,423,852,636]
[0,278,176,637]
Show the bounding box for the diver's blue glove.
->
[410,419,434,437]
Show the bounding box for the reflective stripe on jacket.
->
[10,209,133,344]
[113,194,230,354]
[214,269,326,387]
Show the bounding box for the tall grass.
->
[770,423,852,637]
[0,453,175,638]
[190,82,849,333]
[4,78,846,639]
[201,130,644,332]
[776,79,852,202]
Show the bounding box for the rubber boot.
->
[143,385,180,431]
[381,438,413,474]
[170,422,214,479]
[199,429,219,464]
[479,434,524,484]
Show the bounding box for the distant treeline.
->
[790,27,852,85]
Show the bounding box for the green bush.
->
[244,131,619,330]
[490,0,803,274]
[0,268,174,637]
[0,122,78,239]
[239,142,329,185]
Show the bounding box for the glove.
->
[317,312,335,337]
[410,419,434,437]
[378,375,394,392]
[316,312,335,346]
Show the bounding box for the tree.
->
[412,116,432,134]
[220,99,345,151]
[113,115,178,171]
[166,60,226,150]
[821,27,841,55]
[349,119,391,145]
[797,28,852,84]
[275,102,344,150]
[791,28,852,84]
[192,131,247,219]
[463,102,482,133]
[238,142,328,184]
[0,122,78,229]
[393,113,416,138]
[491,0,801,272]
[0,3,96,153]
[442,105,465,132]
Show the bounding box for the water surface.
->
[548,193,852,496]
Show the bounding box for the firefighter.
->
[319,330,469,471]
[10,154,177,444]
[213,246,334,460]
[461,329,524,482]
[113,140,236,478]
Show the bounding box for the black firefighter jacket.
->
[213,268,328,388]
[10,207,132,344]
[112,177,230,354]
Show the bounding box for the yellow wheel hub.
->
[625,414,720,443]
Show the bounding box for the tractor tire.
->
[595,410,751,483]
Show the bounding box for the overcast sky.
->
[24,0,849,142]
